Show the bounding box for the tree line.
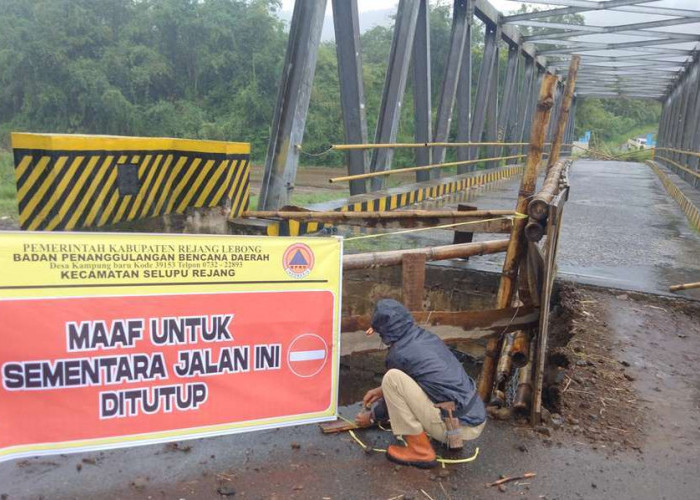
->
[0,0,659,166]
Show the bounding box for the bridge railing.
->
[656,53,700,191]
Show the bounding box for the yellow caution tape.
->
[345,214,526,242]
[348,429,387,453]
[346,428,480,465]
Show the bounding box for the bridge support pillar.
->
[412,0,433,183]
[430,0,470,179]
[258,0,328,210]
[463,22,499,172]
[333,0,370,196]
[369,0,421,192]
[495,43,521,163]
[455,0,474,169]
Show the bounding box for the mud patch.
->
[542,284,700,453]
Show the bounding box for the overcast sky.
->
[280,1,515,14]
[280,1,700,19]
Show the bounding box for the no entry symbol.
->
[287,334,328,378]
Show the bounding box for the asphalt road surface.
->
[389,159,700,300]
[557,160,700,300]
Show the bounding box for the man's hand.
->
[354,410,372,427]
[362,387,383,408]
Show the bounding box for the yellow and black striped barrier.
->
[265,165,524,236]
[12,133,250,231]
[648,161,700,232]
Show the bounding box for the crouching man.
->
[355,299,486,469]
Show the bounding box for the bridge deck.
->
[361,159,700,299]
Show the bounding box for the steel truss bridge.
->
[256,0,700,210]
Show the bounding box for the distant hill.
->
[277,8,394,41]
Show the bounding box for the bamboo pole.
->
[243,209,518,221]
[528,160,567,221]
[331,141,533,151]
[328,154,529,183]
[477,73,558,402]
[524,219,545,242]
[670,282,700,292]
[512,339,535,416]
[495,333,514,385]
[511,330,530,368]
[342,239,509,270]
[546,56,580,172]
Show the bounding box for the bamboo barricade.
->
[545,56,580,172]
[342,239,509,271]
[531,189,568,424]
[243,209,518,221]
[670,282,700,292]
[528,160,569,221]
[328,154,530,183]
[477,74,558,402]
[578,145,654,162]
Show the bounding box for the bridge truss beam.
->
[259,0,699,209]
[503,1,700,100]
[657,53,700,190]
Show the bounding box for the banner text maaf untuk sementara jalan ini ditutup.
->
[1,314,283,417]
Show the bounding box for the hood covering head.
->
[371,299,414,344]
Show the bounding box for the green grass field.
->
[0,151,18,222]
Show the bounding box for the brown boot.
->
[386,432,438,469]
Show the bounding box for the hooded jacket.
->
[371,299,486,427]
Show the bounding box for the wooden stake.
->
[402,253,426,311]
[477,74,558,402]
[546,56,580,172]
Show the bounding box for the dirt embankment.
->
[536,284,700,454]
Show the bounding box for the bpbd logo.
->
[283,243,315,279]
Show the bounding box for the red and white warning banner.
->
[0,232,342,462]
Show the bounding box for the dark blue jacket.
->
[371,299,486,427]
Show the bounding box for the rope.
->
[344,214,527,242]
[298,145,335,157]
[348,429,387,453]
[346,429,480,466]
